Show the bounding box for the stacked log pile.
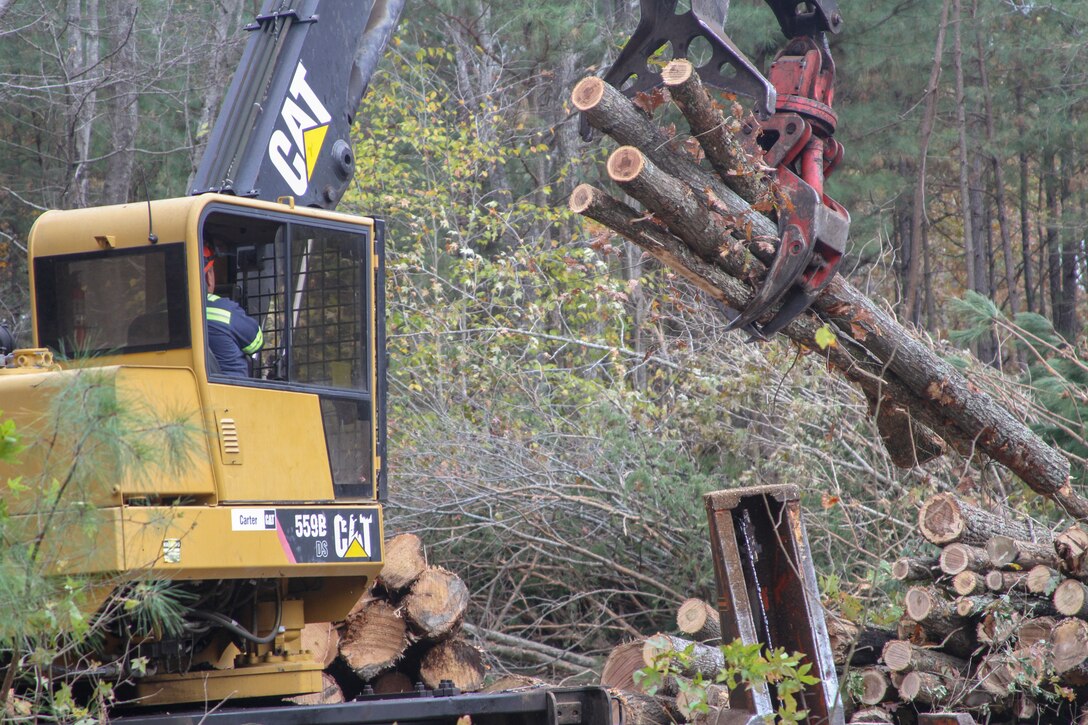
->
[844,491,1088,723]
[296,533,488,703]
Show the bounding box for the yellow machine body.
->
[0,195,388,704]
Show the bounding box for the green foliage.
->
[636,636,820,725]
[953,291,1088,483]
[0,368,197,719]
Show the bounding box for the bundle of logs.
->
[293,533,487,704]
[598,491,1088,724]
[851,491,1088,723]
[568,61,1088,522]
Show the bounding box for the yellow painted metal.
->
[7,195,383,702]
[136,661,325,705]
[205,384,334,502]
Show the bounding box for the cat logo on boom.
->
[268,61,331,195]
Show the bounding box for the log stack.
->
[292,533,489,703]
[843,491,1088,723]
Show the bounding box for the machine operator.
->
[204,242,263,376]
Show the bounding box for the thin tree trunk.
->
[1059,156,1079,338]
[906,0,952,324]
[102,0,139,205]
[64,0,101,209]
[187,0,246,186]
[952,0,975,305]
[1018,85,1035,314]
[976,19,1018,316]
[1046,153,1063,333]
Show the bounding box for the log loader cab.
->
[0,193,387,703]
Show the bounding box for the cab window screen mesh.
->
[288,226,367,391]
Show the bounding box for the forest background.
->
[1,0,1087,678]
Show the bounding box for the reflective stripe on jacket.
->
[206,293,263,376]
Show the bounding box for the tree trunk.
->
[403,567,470,641]
[952,0,975,299]
[906,0,952,324]
[676,598,721,643]
[339,599,409,681]
[1054,579,1088,618]
[952,571,985,596]
[101,0,138,205]
[642,634,724,679]
[881,639,967,677]
[301,621,340,668]
[63,0,100,209]
[939,543,989,575]
[893,556,939,582]
[378,533,429,591]
[285,672,344,706]
[918,493,1034,546]
[601,640,648,691]
[1027,565,1062,596]
[574,77,1087,518]
[1017,85,1036,313]
[985,535,1057,569]
[419,638,486,691]
[857,667,897,707]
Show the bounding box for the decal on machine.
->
[268,61,332,195]
[232,508,277,531]
[274,508,381,564]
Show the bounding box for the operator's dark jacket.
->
[206,293,263,376]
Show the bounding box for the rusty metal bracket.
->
[704,484,844,724]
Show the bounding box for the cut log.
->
[339,599,408,681]
[1054,579,1088,618]
[892,556,940,582]
[881,640,967,677]
[976,646,1046,696]
[419,638,486,692]
[403,567,470,641]
[301,621,340,668]
[284,672,344,706]
[828,623,895,668]
[917,493,1033,546]
[601,640,647,691]
[895,617,976,660]
[899,671,954,705]
[977,609,1021,647]
[951,571,985,596]
[953,595,995,617]
[675,682,728,717]
[857,667,897,707]
[480,675,548,693]
[985,534,1057,569]
[607,691,683,725]
[568,181,953,470]
[1027,564,1062,595]
[1056,526,1088,578]
[660,58,770,203]
[642,634,724,679]
[371,671,414,695]
[984,569,1031,593]
[1016,616,1058,649]
[849,707,894,724]
[939,544,989,576]
[676,598,721,643]
[1052,617,1088,676]
[377,533,428,591]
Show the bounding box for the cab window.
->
[35,244,190,356]
[200,210,370,393]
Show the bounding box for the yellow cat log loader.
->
[0,1,868,723]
